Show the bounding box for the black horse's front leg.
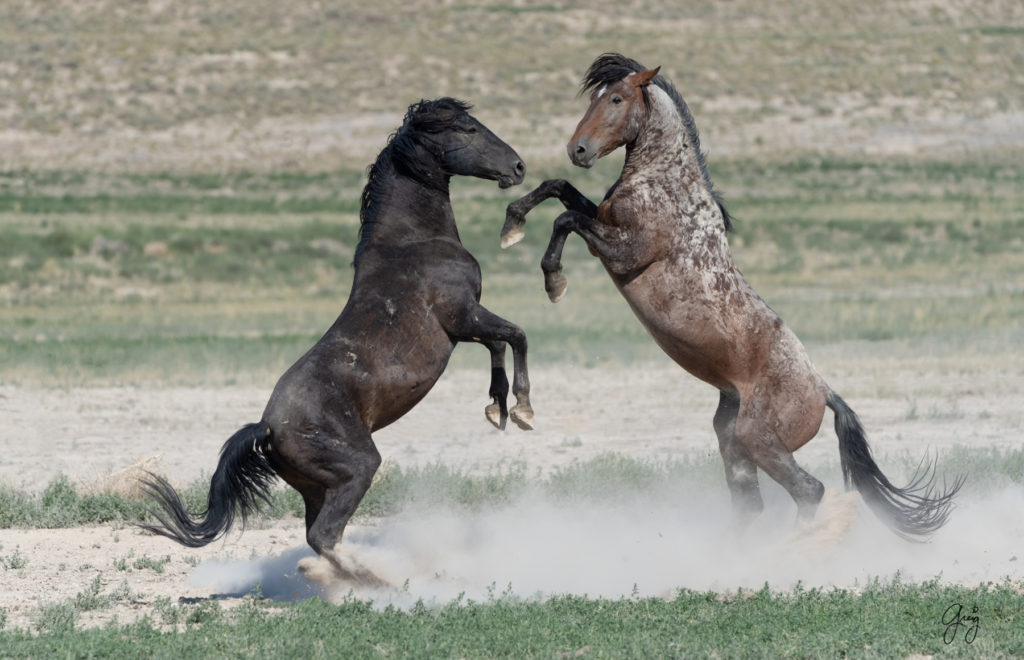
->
[453,306,533,431]
[481,339,509,430]
[501,179,597,248]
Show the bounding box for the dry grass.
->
[0,0,1020,172]
[79,454,164,498]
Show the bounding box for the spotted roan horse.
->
[140,99,531,581]
[502,54,962,538]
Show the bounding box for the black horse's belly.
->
[361,322,456,430]
[312,296,458,431]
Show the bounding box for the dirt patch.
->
[2,362,1022,629]
[2,362,1020,488]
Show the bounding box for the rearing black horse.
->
[140,98,530,581]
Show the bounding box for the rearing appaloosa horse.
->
[140,98,531,581]
[502,54,962,538]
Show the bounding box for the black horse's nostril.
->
[514,160,525,176]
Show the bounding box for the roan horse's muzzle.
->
[567,136,597,169]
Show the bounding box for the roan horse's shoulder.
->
[597,178,661,228]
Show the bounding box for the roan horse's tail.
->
[139,421,277,547]
[827,391,963,539]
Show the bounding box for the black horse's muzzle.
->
[499,159,526,189]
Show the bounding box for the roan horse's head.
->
[400,98,525,188]
[567,66,660,168]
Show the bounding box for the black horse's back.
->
[139,421,277,548]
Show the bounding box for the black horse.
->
[140,98,530,582]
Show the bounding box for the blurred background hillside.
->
[0,0,1021,385]
[1,0,1021,172]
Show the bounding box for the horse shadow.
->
[183,545,323,603]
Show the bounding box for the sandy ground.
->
[1,363,1022,631]
[3,363,1020,488]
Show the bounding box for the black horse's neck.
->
[354,148,458,266]
[392,140,452,195]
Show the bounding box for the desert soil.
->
[1,363,1022,630]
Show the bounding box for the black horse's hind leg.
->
[713,390,764,529]
[452,305,533,430]
[502,179,597,248]
[278,421,383,585]
[481,340,510,430]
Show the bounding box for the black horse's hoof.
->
[485,402,508,430]
[509,404,534,431]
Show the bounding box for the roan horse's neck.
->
[622,86,727,237]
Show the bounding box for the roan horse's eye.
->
[611,95,623,105]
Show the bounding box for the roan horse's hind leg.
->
[713,390,764,527]
[733,394,825,523]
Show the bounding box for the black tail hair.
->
[828,391,964,540]
[138,421,277,547]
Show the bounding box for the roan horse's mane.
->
[356,98,474,264]
[581,53,733,232]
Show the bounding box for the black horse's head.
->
[393,98,525,189]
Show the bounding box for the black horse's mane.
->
[580,53,733,232]
[355,98,473,264]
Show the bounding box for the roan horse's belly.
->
[616,258,830,449]
[613,258,797,395]
[615,275,739,392]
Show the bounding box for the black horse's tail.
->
[139,421,277,547]
[827,391,963,540]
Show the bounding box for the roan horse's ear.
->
[632,66,661,88]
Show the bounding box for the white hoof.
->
[501,226,525,249]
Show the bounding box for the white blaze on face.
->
[595,85,608,99]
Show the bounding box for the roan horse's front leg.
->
[454,306,534,430]
[501,179,597,249]
[540,210,643,303]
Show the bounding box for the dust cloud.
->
[186,481,1024,606]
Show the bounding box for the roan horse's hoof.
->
[485,402,508,430]
[544,272,568,303]
[500,225,525,249]
[509,404,534,431]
